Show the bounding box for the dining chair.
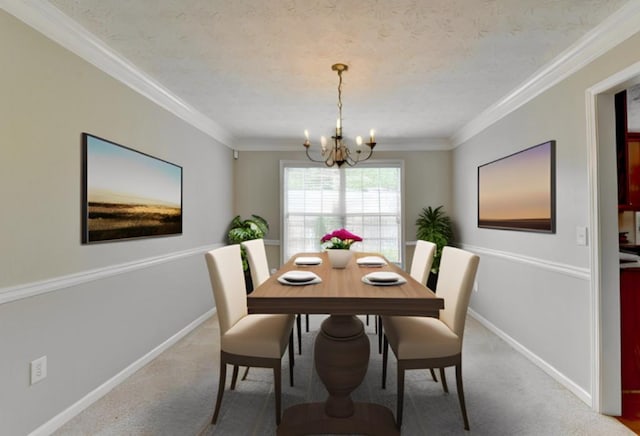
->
[205,245,295,425]
[374,240,437,354]
[242,238,306,355]
[381,246,479,430]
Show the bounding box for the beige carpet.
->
[55,315,632,436]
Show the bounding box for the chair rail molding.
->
[458,243,590,281]
[0,243,224,306]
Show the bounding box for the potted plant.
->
[320,228,363,268]
[415,206,454,289]
[227,214,269,293]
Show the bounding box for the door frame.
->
[587,60,640,414]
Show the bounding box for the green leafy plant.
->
[227,214,269,271]
[416,206,454,273]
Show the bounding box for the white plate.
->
[357,256,387,266]
[278,272,321,286]
[362,275,407,286]
[294,256,323,266]
[277,274,322,286]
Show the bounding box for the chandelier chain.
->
[337,69,343,130]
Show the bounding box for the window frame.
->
[279,159,405,266]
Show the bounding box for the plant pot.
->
[326,249,353,269]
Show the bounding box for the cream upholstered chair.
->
[205,245,295,425]
[374,240,437,354]
[242,238,305,355]
[382,246,479,430]
[409,240,437,285]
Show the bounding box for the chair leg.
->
[274,365,282,425]
[289,331,295,386]
[296,314,302,355]
[305,314,309,332]
[382,335,389,389]
[439,367,449,393]
[230,365,240,390]
[212,358,227,424]
[242,366,250,380]
[397,363,405,429]
[429,368,438,382]
[377,316,383,354]
[456,363,470,430]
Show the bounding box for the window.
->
[281,161,403,264]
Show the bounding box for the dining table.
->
[247,251,444,435]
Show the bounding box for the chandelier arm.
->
[305,146,329,164]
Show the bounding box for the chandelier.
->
[303,63,376,167]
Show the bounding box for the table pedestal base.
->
[276,315,399,435]
[276,402,399,436]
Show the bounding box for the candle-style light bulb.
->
[336,118,341,129]
[356,136,363,146]
[369,129,375,143]
[321,136,327,152]
[303,129,310,146]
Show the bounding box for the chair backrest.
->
[242,238,270,287]
[409,240,437,285]
[435,246,480,338]
[205,245,249,336]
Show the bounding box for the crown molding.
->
[1,0,234,147]
[451,1,640,147]
[233,136,451,152]
[4,1,639,152]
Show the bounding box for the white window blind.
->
[281,161,403,264]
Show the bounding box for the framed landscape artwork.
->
[477,140,556,233]
[82,133,183,243]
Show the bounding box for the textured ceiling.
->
[49,0,630,146]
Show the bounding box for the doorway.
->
[587,61,640,415]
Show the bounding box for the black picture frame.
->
[477,140,556,233]
[82,133,183,243]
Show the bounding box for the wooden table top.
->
[248,252,444,317]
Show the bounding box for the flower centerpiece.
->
[321,228,362,268]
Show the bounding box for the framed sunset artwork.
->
[477,140,556,233]
[82,133,183,243]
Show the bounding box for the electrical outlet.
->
[30,356,47,385]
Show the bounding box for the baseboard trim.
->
[0,243,223,306]
[459,243,590,281]
[28,308,216,436]
[468,308,592,407]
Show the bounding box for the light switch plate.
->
[576,226,588,246]
[30,356,47,385]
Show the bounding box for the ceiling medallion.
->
[303,63,376,167]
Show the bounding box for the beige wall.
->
[453,29,640,410]
[233,149,452,269]
[0,11,232,435]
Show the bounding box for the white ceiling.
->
[42,1,633,148]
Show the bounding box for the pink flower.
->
[321,228,363,248]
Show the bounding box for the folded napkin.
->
[357,256,387,266]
